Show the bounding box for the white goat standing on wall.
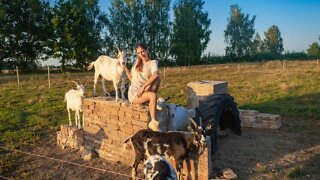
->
[87,49,128,101]
[65,81,86,128]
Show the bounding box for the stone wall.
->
[57,96,211,179]
[239,109,281,129]
[81,97,148,163]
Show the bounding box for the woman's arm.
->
[142,71,159,89]
[124,66,132,82]
[136,71,159,97]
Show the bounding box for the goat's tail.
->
[121,137,132,153]
[87,61,95,71]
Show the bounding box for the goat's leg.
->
[67,108,72,126]
[74,112,78,127]
[131,160,139,179]
[93,73,99,96]
[113,81,119,101]
[131,153,144,179]
[82,111,84,128]
[120,80,125,99]
[193,159,199,180]
[102,78,108,96]
[76,110,81,128]
[186,159,192,180]
[176,160,183,180]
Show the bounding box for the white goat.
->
[87,49,128,101]
[143,155,177,180]
[156,98,195,132]
[64,81,86,128]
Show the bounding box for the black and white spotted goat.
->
[123,118,206,180]
[143,155,177,180]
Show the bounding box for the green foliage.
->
[224,4,256,59]
[107,0,143,51]
[144,0,171,64]
[263,25,284,54]
[306,42,320,58]
[203,51,309,64]
[0,0,53,69]
[171,0,211,66]
[251,32,263,55]
[107,0,171,65]
[52,0,107,70]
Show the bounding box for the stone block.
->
[187,80,228,110]
[239,109,281,129]
[56,125,84,149]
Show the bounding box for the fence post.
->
[16,66,20,86]
[48,66,51,88]
[282,61,285,69]
[163,67,166,78]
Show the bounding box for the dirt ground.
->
[2,118,320,180]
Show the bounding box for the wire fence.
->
[0,146,141,180]
[1,59,319,86]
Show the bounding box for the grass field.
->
[1,60,320,179]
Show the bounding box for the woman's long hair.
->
[135,43,149,72]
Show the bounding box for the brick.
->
[131,119,148,128]
[139,114,150,122]
[119,123,134,135]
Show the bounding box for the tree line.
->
[0,1,319,71]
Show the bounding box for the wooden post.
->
[317,59,319,65]
[48,66,51,88]
[16,66,20,86]
[163,67,166,78]
[282,61,285,69]
[237,63,240,72]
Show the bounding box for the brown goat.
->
[123,118,206,180]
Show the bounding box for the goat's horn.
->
[117,47,120,52]
[165,96,171,101]
[189,117,198,128]
[72,81,79,86]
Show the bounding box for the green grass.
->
[286,167,308,178]
[1,60,320,176]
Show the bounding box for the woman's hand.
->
[136,86,145,97]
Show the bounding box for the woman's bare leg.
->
[132,91,157,120]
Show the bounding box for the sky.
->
[45,0,320,65]
[98,0,320,56]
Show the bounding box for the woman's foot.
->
[148,119,159,131]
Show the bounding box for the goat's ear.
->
[117,47,120,52]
